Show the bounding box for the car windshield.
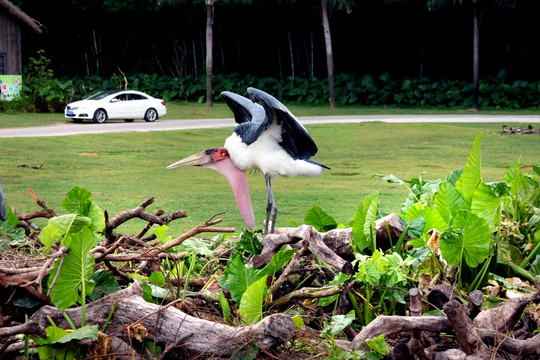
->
[87,90,122,100]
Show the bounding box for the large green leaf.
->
[456,133,483,200]
[351,192,379,252]
[471,182,504,228]
[0,207,27,245]
[48,227,96,310]
[62,186,92,213]
[62,186,105,232]
[439,211,490,267]
[236,230,263,255]
[434,181,464,225]
[504,157,527,196]
[56,325,99,344]
[88,270,121,301]
[366,334,390,356]
[355,250,387,285]
[322,310,355,336]
[260,248,297,277]
[38,224,64,252]
[239,275,267,323]
[40,213,91,248]
[405,203,447,248]
[225,253,261,305]
[85,201,105,232]
[304,206,337,232]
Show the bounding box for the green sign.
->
[0,75,22,100]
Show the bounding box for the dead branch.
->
[443,300,496,359]
[20,281,295,358]
[27,188,56,214]
[478,329,540,358]
[408,288,429,360]
[352,315,453,351]
[500,123,540,135]
[269,284,343,308]
[270,246,307,297]
[17,164,43,170]
[103,197,187,243]
[472,290,540,333]
[17,208,56,221]
[255,225,353,274]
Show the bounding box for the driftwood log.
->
[351,288,540,359]
[250,213,406,275]
[4,281,295,358]
[500,123,540,135]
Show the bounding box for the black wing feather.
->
[247,87,318,160]
[221,90,270,145]
[0,184,6,221]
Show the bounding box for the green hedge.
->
[55,72,540,109]
[3,71,540,113]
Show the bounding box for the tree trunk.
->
[471,0,480,110]
[321,0,336,109]
[205,0,214,107]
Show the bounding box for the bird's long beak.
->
[167,149,255,230]
[167,150,215,169]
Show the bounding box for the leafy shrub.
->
[11,52,540,112]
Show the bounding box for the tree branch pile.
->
[1,190,540,359]
[499,123,540,135]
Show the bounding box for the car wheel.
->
[144,108,158,122]
[93,109,108,123]
[124,119,134,122]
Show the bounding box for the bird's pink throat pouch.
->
[203,158,255,230]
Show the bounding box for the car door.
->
[108,94,131,119]
[125,93,148,118]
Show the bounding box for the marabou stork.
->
[0,184,6,222]
[167,87,329,234]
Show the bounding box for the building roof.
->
[0,0,43,34]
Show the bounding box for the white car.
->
[65,90,167,123]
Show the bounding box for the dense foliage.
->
[16,0,540,81]
[4,69,540,113]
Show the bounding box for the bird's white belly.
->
[224,131,324,180]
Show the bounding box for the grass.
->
[1,118,539,237]
[2,100,540,128]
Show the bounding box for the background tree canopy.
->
[18,0,540,83]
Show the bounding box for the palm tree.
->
[426,0,517,110]
[205,0,214,107]
[321,0,336,109]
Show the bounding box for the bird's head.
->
[166,147,230,169]
[167,147,255,230]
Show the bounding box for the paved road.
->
[1,114,539,138]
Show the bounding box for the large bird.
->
[167,87,329,234]
[0,184,6,222]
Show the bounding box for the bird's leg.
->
[264,174,278,234]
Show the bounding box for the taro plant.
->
[32,186,106,359]
[221,245,297,324]
[354,250,414,325]
[379,133,539,291]
[0,206,26,247]
[301,132,538,329]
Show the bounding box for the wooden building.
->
[0,0,42,75]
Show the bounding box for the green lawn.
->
[1,117,538,237]
[2,100,540,128]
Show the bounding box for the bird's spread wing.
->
[221,90,269,145]
[247,87,318,160]
[220,91,262,125]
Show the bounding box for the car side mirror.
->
[111,98,119,103]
